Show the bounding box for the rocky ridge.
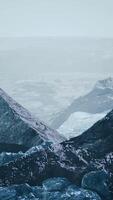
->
[0,89,113,200]
[51,77,113,129]
[0,88,64,151]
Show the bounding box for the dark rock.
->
[0,178,102,200]
[66,185,101,200]
[42,190,101,200]
[0,109,113,197]
[12,183,33,196]
[34,184,101,200]
[42,177,71,191]
[0,143,28,153]
[41,191,63,200]
[32,186,44,199]
[0,187,16,200]
[34,183,101,200]
[51,77,113,129]
[0,152,23,166]
[17,193,36,200]
[0,88,64,151]
[82,170,111,200]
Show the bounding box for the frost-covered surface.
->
[52,77,113,133]
[0,152,23,166]
[58,112,106,138]
[0,110,113,199]
[0,88,64,148]
[1,73,113,140]
[0,72,109,125]
[95,77,113,90]
[0,178,102,200]
[0,110,113,193]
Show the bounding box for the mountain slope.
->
[0,88,64,150]
[51,77,113,130]
[58,111,106,138]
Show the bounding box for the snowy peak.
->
[51,77,113,132]
[95,77,113,90]
[0,88,64,149]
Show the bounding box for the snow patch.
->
[58,112,107,139]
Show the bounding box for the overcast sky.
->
[0,0,113,76]
[0,0,113,38]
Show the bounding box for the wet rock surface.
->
[0,152,24,166]
[0,89,113,199]
[42,177,71,191]
[0,179,102,200]
[82,170,111,200]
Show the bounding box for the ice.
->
[58,112,107,139]
[0,72,109,125]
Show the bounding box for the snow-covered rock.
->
[52,77,113,138]
[0,109,113,196]
[0,88,64,150]
[95,77,113,90]
[0,152,23,166]
[0,180,102,200]
[58,112,106,138]
[42,177,71,191]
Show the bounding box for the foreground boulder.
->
[66,185,101,200]
[0,187,16,200]
[0,88,64,151]
[0,109,113,199]
[82,170,111,200]
[42,177,71,191]
[0,178,101,200]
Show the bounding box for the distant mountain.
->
[0,88,64,151]
[58,111,106,138]
[0,109,113,199]
[51,77,113,134]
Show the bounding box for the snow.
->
[0,72,112,140]
[0,72,109,126]
[58,112,107,139]
[95,77,113,90]
[0,88,64,145]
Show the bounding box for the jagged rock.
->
[66,185,101,200]
[0,88,64,151]
[32,186,44,199]
[0,187,16,200]
[0,143,28,153]
[42,177,71,191]
[12,183,33,196]
[17,193,36,200]
[0,180,101,200]
[51,77,113,129]
[81,170,111,200]
[40,190,101,200]
[0,152,24,166]
[0,109,113,198]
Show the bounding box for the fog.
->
[0,0,113,38]
[0,37,113,79]
[0,0,113,77]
